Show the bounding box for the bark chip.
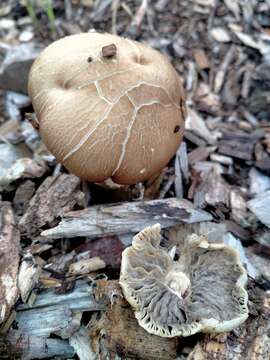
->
[102,44,117,58]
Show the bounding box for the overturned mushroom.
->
[28,33,186,185]
[120,224,248,337]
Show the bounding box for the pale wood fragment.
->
[41,198,212,240]
[0,202,20,324]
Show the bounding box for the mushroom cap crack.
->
[120,224,248,337]
[28,33,186,185]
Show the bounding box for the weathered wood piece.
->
[69,326,97,360]
[41,198,212,240]
[0,43,42,94]
[247,190,270,228]
[193,168,230,208]
[245,247,270,281]
[15,304,75,338]
[249,168,270,195]
[218,130,264,161]
[68,256,106,276]
[18,253,41,303]
[0,202,20,323]
[218,139,254,160]
[19,173,84,239]
[0,333,75,359]
[230,189,248,227]
[1,280,104,358]
[255,157,270,176]
[17,280,104,311]
[186,108,216,145]
[13,180,35,216]
[0,158,46,187]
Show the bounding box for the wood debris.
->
[193,167,230,208]
[0,0,270,358]
[0,157,46,186]
[18,253,41,303]
[41,198,212,240]
[68,257,106,276]
[210,27,231,43]
[193,49,209,69]
[0,202,20,324]
[249,168,270,195]
[247,191,270,228]
[19,173,85,239]
[186,108,216,145]
[230,189,248,227]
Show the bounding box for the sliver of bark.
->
[0,202,20,324]
[41,198,212,240]
[218,140,254,161]
[193,167,230,208]
[19,173,84,239]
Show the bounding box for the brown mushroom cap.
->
[120,224,248,337]
[28,33,186,185]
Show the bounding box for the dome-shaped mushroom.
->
[28,33,186,185]
[120,224,248,337]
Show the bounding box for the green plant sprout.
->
[20,0,56,32]
[22,0,38,26]
[42,0,56,31]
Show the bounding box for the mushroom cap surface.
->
[28,33,186,185]
[120,224,248,337]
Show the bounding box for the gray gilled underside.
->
[120,224,248,337]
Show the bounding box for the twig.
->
[111,0,120,34]
[133,0,148,27]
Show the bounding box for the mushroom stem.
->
[165,269,191,299]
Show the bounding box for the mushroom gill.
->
[120,224,248,337]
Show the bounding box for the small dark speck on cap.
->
[87,56,92,63]
[174,125,180,133]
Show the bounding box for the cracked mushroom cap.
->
[119,224,248,337]
[28,33,186,185]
